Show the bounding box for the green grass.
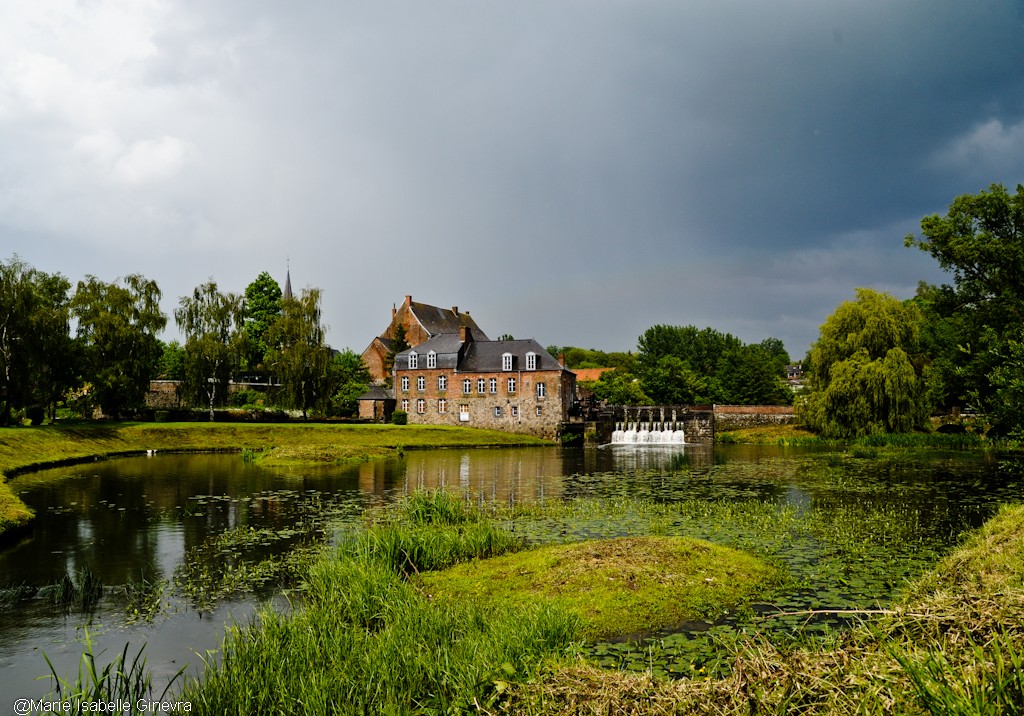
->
[504,503,1024,715]
[422,536,779,639]
[0,421,550,539]
[184,491,581,714]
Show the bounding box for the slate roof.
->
[358,385,395,401]
[395,334,571,374]
[411,302,489,340]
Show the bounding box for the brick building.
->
[361,295,489,384]
[392,326,576,439]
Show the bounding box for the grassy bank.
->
[719,423,987,450]
[507,502,1024,714]
[183,492,777,713]
[0,422,550,539]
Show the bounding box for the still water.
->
[0,444,1020,702]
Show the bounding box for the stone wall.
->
[713,404,796,431]
[146,380,181,409]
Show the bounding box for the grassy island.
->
[0,422,550,539]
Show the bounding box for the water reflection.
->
[0,445,1018,701]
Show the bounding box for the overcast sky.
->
[2,1,1023,360]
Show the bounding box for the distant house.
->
[392,326,576,439]
[357,385,395,422]
[361,295,489,384]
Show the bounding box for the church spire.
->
[283,260,293,301]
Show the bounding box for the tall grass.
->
[184,491,583,714]
[43,631,184,712]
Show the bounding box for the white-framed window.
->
[494,406,502,417]
[477,379,486,394]
[536,406,542,416]
[526,352,537,370]
[438,375,447,391]
[459,404,470,421]
[401,399,409,412]
[511,405,519,417]
[536,382,546,398]
[408,352,418,369]
[462,379,472,394]
[401,376,409,391]
[416,398,426,414]
[507,377,516,394]
[427,351,437,369]
[489,378,497,394]
[502,352,513,371]
[438,398,447,413]
[417,376,426,391]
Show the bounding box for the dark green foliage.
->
[240,271,282,374]
[634,324,791,405]
[71,274,166,419]
[328,348,372,417]
[907,183,1024,434]
[589,368,650,405]
[175,280,245,420]
[265,288,331,419]
[391,409,408,425]
[156,340,185,380]
[0,256,79,424]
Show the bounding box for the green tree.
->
[383,323,410,388]
[267,288,331,419]
[157,340,186,380]
[641,355,712,405]
[905,183,1024,432]
[175,280,245,420]
[589,369,650,405]
[799,288,932,437]
[241,271,282,374]
[329,348,372,417]
[72,274,166,419]
[0,257,77,424]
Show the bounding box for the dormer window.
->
[525,352,537,370]
[408,352,418,369]
[427,351,437,369]
[502,352,513,371]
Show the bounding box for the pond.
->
[1,444,1021,700]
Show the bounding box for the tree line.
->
[553,328,793,407]
[800,183,1024,438]
[0,264,369,425]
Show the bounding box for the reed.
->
[185,491,581,713]
[42,631,184,711]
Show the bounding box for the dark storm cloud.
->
[2,1,1023,358]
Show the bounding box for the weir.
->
[610,407,686,445]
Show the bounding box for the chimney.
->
[404,295,412,307]
[392,303,397,319]
[558,352,566,367]
[451,306,458,315]
[459,325,470,343]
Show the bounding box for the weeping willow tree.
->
[799,288,934,438]
[266,287,331,419]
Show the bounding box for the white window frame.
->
[417,376,426,391]
[526,352,537,370]
[408,352,418,369]
[459,404,470,421]
[426,351,437,369]
[438,398,447,413]
[416,398,426,414]
[462,379,472,394]
[536,382,546,398]
[507,377,516,394]
[438,375,447,391]
[511,405,519,417]
[489,378,497,394]
[401,376,409,391]
[401,399,409,412]
[477,378,486,394]
[494,406,502,417]
[502,352,513,371]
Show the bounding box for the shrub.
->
[391,410,407,425]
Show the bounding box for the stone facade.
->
[713,404,796,431]
[361,295,490,384]
[393,329,575,439]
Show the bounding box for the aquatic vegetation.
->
[37,567,104,613]
[122,574,169,623]
[43,631,184,712]
[185,491,582,713]
[421,536,779,639]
